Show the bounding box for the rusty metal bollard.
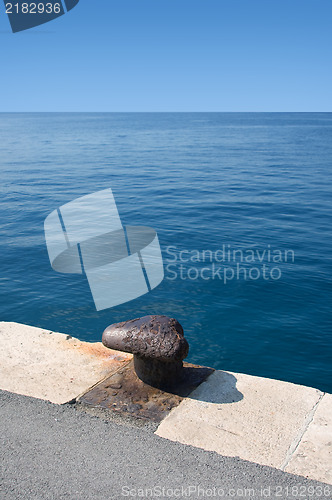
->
[102,315,189,389]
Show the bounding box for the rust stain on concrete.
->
[65,339,133,365]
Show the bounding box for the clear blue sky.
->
[0,0,331,111]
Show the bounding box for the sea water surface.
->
[0,113,331,393]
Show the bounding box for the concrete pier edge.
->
[0,321,331,486]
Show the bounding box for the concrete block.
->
[155,370,322,470]
[285,393,332,484]
[0,322,132,404]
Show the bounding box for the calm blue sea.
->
[0,113,331,393]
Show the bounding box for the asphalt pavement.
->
[1,389,330,500]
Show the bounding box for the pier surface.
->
[0,321,331,498]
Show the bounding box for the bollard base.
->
[78,359,214,423]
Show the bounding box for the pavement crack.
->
[280,391,325,471]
